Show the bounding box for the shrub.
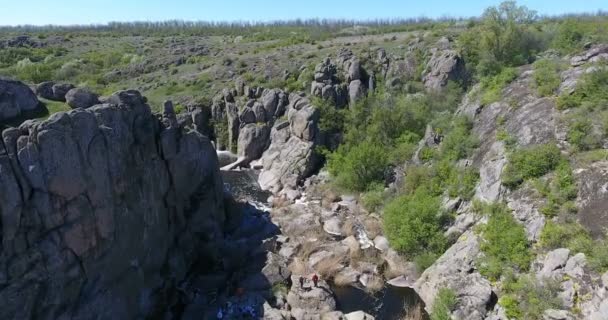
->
[414,252,440,273]
[360,183,385,213]
[480,67,519,104]
[313,97,346,133]
[567,117,602,151]
[477,203,532,281]
[500,275,563,320]
[540,220,608,272]
[533,59,563,96]
[538,160,578,217]
[384,189,448,258]
[439,116,479,161]
[502,144,562,189]
[327,140,390,191]
[430,288,457,320]
[557,68,608,110]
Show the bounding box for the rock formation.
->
[258,94,321,193]
[0,90,227,319]
[35,81,75,102]
[0,78,41,123]
[422,49,465,91]
[65,87,100,109]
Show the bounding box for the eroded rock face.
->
[0,90,226,319]
[0,78,41,122]
[258,94,321,193]
[415,232,494,320]
[422,49,465,91]
[576,160,608,237]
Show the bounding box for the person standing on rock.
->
[312,274,319,287]
[299,276,305,288]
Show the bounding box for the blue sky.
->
[1,0,607,26]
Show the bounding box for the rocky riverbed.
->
[211,164,426,319]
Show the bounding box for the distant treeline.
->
[0,11,606,39]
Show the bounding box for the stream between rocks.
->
[220,167,426,319]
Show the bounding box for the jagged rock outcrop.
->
[238,123,271,163]
[65,87,100,109]
[212,84,288,160]
[0,90,227,319]
[258,94,321,193]
[310,57,349,107]
[0,78,41,123]
[422,49,465,90]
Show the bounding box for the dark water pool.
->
[221,170,271,204]
[332,285,428,320]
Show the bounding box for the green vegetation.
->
[476,203,532,281]
[533,160,577,217]
[457,1,541,79]
[479,67,519,105]
[567,117,602,151]
[499,275,562,320]
[501,144,562,189]
[557,67,608,110]
[327,140,389,192]
[551,18,608,54]
[430,288,457,320]
[533,59,563,96]
[540,220,608,272]
[38,98,71,119]
[383,189,448,267]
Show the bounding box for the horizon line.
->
[1,9,607,29]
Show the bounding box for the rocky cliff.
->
[0,90,227,319]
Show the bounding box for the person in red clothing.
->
[312,274,319,287]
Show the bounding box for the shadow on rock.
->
[178,200,287,320]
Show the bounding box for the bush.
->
[360,183,385,213]
[414,252,440,273]
[500,275,563,320]
[540,220,608,272]
[567,116,603,151]
[501,144,562,189]
[430,288,457,320]
[557,68,608,110]
[480,67,519,104]
[327,141,390,191]
[438,116,479,161]
[477,203,532,281]
[537,160,578,217]
[384,189,448,258]
[533,59,563,96]
[313,97,346,134]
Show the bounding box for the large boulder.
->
[0,90,227,319]
[35,82,75,101]
[52,83,75,101]
[237,123,271,162]
[65,87,99,109]
[415,232,494,320]
[422,49,465,91]
[0,78,41,122]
